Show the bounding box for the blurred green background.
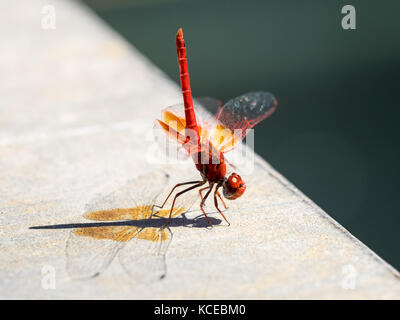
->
[82,0,400,269]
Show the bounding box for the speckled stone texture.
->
[0,0,399,299]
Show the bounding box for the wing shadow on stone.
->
[30,210,221,282]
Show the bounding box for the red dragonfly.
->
[157,29,278,226]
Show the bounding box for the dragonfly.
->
[65,170,201,282]
[156,28,278,226]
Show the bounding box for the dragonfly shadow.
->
[29,213,221,231]
[30,207,221,282]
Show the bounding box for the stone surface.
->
[0,0,399,299]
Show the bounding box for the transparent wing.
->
[66,170,170,280]
[217,91,277,131]
[157,93,277,155]
[195,97,223,116]
[210,92,277,153]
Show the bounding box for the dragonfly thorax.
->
[194,149,227,183]
[193,149,246,200]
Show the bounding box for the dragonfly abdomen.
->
[176,28,199,144]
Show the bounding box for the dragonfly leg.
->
[216,189,227,209]
[199,186,210,202]
[214,186,230,226]
[167,181,205,225]
[155,180,202,210]
[199,184,214,227]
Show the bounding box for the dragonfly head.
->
[223,173,246,200]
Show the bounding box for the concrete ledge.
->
[0,0,399,299]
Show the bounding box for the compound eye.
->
[228,173,242,189]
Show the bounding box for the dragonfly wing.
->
[195,97,223,116]
[210,92,277,153]
[193,97,223,146]
[118,226,172,283]
[155,100,222,158]
[65,171,170,280]
[157,104,186,135]
[155,104,191,161]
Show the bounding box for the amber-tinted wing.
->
[155,102,215,157]
[156,92,276,159]
[156,106,187,145]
